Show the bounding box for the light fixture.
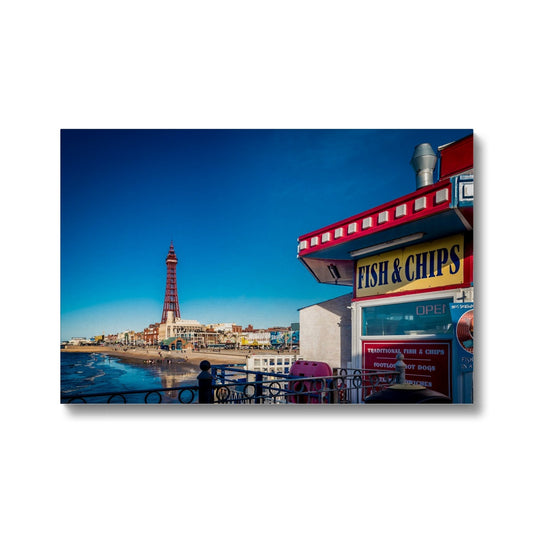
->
[349,232,425,258]
[327,264,341,282]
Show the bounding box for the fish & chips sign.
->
[355,235,464,297]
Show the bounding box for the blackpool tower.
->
[161,242,181,323]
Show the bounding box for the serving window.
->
[361,297,454,336]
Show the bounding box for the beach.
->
[61,345,300,400]
[61,345,257,372]
[61,346,254,399]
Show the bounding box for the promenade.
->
[60,345,277,368]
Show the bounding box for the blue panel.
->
[451,174,474,208]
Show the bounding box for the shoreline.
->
[61,345,255,368]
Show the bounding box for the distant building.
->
[142,323,160,345]
[240,330,270,348]
[68,337,93,346]
[159,311,217,349]
[206,323,236,333]
[246,353,300,375]
[117,330,136,344]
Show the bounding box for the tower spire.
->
[161,242,180,323]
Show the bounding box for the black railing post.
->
[198,360,214,404]
[254,373,263,404]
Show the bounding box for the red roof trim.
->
[298,180,452,257]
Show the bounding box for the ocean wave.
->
[85,369,106,383]
[62,388,80,394]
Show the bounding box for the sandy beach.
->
[61,345,255,371]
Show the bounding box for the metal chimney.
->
[410,143,437,189]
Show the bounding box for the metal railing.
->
[62,385,198,404]
[208,364,397,404]
[61,360,398,404]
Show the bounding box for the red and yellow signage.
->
[355,235,464,298]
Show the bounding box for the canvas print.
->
[61,129,474,404]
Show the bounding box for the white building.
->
[117,330,135,344]
[246,353,299,375]
[68,337,93,346]
[206,323,235,332]
[159,311,204,343]
[299,293,352,370]
[240,330,270,347]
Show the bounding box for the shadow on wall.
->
[300,293,352,368]
[338,313,352,368]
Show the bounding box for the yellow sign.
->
[355,234,464,297]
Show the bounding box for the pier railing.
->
[62,386,198,404]
[206,362,397,404]
[61,360,398,404]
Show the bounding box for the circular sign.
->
[456,309,474,353]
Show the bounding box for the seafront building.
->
[96,322,299,350]
[65,337,94,346]
[240,330,270,348]
[142,323,160,345]
[158,310,218,350]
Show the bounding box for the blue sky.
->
[61,129,472,340]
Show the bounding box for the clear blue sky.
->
[60,129,471,340]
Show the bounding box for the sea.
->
[60,352,197,404]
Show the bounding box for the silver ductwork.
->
[410,143,437,189]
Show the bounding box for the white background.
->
[2,1,531,532]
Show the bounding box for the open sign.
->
[416,303,447,316]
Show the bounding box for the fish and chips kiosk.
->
[297,134,474,403]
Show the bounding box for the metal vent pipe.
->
[410,143,437,189]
